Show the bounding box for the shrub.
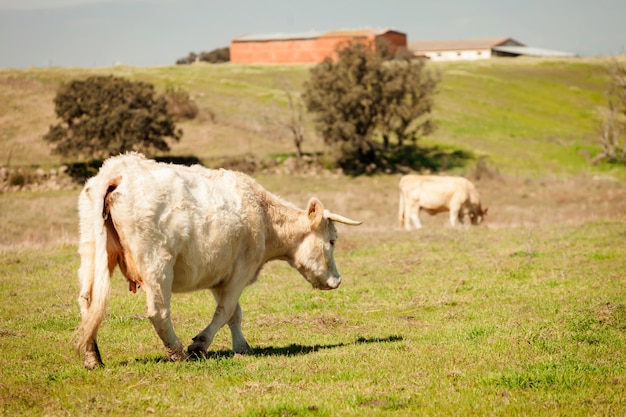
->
[163,86,199,121]
[9,172,26,187]
[43,75,182,159]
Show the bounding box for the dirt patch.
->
[293,172,626,235]
[1,170,624,249]
[477,175,626,228]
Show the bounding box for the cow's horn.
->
[326,212,363,226]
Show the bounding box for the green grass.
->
[1,220,625,416]
[427,59,610,174]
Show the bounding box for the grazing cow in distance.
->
[75,153,362,369]
[398,174,487,230]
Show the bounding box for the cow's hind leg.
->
[78,280,104,369]
[78,290,104,369]
[398,192,406,228]
[83,340,103,370]
[77,241,106,369]
[78,291,104,369]
[143,265,186,362]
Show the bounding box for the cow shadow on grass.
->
[233,335,403,358]
[130,335,403,366]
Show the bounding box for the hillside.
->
[0,57,624,178]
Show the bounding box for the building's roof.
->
[492,45,576,58]
[408,37,521,52]
[319,28,404,38]
[232,28,403,42]
[232,31,320,42]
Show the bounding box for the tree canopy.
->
[43,75,182,160]
[176,47,230,65]
[302,40,439,172]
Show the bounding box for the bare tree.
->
[592,59,626,164]
[260,83,307,159]
[284,88,305,159]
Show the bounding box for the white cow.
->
[75,153,361,369]
[398,174,487,230]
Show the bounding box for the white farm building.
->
[408,37,575,61]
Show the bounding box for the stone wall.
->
[0,166,80,193]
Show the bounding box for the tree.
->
[176,52,198,65]
[43,75,182,159]
[302,40,439,170]
[176,47,230,65]
[303,41,381,163]
[377,58,438,150]
[199,47,230,63]
[592,59,626,165]
[258,82,307,160]
[163,86,199,121]
[283,87,306,159]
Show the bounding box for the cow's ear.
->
[307,198,324,230]
[483,207,489,215]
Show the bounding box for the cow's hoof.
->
[165,344,186,362]
[83,351,104,370]
[187,343,207,360]
[233,343,252,354]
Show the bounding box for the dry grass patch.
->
[0,74,59,166]
[1,173,625,250]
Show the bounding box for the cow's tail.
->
[75,176,115,357]
[398,188,405,228]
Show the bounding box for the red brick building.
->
[230,28,407,64]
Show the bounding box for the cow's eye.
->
[329,239,336,247]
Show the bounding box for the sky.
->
[0,0,624,69]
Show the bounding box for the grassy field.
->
[1,213,625,416]
[1,58,626,415]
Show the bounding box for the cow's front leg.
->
[449,208,460,227]
[407,204,422,230]
[144,278,185,362]
[188,286,246,358]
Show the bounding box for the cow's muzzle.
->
[324,276,341,290]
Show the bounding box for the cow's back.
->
[400,175,471,209]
